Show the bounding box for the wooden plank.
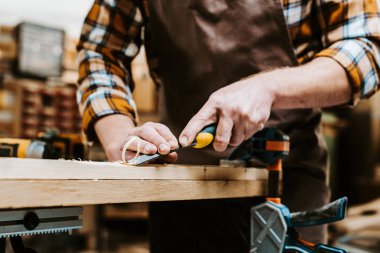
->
[0,158,267,209]
[0,180,266,209]
[0,158,267,181]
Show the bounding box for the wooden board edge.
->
[0,179,267,209]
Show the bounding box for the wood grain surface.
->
[0,158,267,209]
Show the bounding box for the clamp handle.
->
[288,197,348,228]
[192,123,217,149]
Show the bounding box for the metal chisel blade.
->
[126,144,194,166]
[126,153,162,166]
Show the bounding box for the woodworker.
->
[77,0,380,252]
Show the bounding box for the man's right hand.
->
[94,114,179,162]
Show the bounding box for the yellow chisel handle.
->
[193,123,217,149]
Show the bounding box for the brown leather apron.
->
[140,0,330,251]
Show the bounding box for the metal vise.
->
[226,127,348,253]
[250,197,348,253]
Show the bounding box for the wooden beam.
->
[0,180,266,209]
[0,158,267,209]
[0,158,267,180]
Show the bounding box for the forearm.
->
[179,57,352,149]
[77,49,138,140]
[95,114,136,161]
[263,57,352,109]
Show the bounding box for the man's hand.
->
[95,114,179,162]
[180,75,274,152]
[180,57,352,152]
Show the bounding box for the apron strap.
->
[135,0,150,23]
[135,0,162,87]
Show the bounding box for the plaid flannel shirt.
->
[77,0,380,139]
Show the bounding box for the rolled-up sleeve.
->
[314,0,380,105]
[77,0,143,140]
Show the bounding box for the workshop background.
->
[0,0,379,252]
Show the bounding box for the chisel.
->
[126,123,217,165]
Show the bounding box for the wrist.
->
[257,67,292,109]
[248,70,280,107]
[95,114,136,156]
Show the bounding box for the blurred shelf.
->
[105,204,148,220]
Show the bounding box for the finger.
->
[150,123,179,150]
[120,136,157,154]
[229,120,245,146]
[179,103,216,147]
[131,126,172,154]
[164,152,178,163]
[213,116,234,152]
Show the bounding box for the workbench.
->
[0,158,268,209]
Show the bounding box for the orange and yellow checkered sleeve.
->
[77,0,143,140]
[314,0,380,105]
